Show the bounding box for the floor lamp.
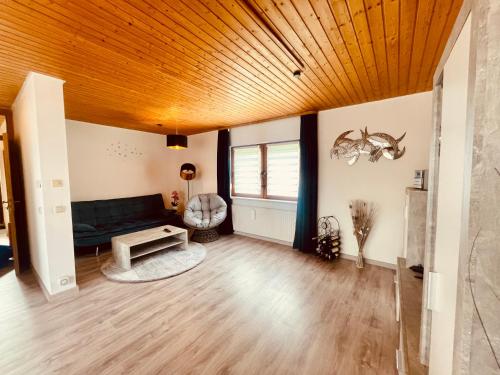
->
[180,163,196,200]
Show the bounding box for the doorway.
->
[0,109,29,275]
[0,116,11,270]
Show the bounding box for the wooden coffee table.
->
[111,225,188,270]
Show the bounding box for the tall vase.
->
[355,236,364,269]
[355,249,364,268]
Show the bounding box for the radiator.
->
[232,203,296,243]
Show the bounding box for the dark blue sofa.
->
[71,193,182,248]
[0,245,12,269]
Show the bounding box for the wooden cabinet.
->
[403,188,428,269]
[395,258,428,374]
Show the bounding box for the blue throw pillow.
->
[73,223,97,232]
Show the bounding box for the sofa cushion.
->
[73,221,171,247]
[92,194,165,225]
[94,200,124,226]
[97,216,165,229]
[71,201,97,226]
[73,229,107,239]
[73,223,97,232]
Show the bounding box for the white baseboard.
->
[233,231,293,247]
[340,253,396,270]
[32,266,79,302]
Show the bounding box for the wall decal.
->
[330,127,406,165]
[106,141,144,159]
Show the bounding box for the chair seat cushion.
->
[183,193,227,229]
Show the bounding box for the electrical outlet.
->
[58,276,70,286]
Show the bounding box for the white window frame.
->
[231,140,300,201]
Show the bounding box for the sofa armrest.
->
[160,209,177,218]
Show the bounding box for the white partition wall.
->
[12,72,78,299]
[429,15,471,375]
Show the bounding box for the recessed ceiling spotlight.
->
[293,70,302,78]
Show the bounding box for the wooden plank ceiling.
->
[0,0,462,135]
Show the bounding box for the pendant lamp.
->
[166,121,187,149]
[166,134,187,149]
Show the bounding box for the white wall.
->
[231,117,300,146]
[319,92,433,265]
[429,15,471,375]
[12,72,77,296]
[66,120,179,204]
[175,131,218,201]
[186,94,433,263]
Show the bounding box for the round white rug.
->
[101,242,206,283]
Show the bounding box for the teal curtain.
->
[217,129,234,235]
[293,113,318,253]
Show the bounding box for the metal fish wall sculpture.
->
[330,127,406,165]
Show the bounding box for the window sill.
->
[231,196,297,211]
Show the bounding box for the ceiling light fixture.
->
[166,121,187,150]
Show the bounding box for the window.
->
[231,141,300,200]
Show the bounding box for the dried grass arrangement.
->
[349,200,375,269]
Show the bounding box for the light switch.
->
[52,179,64,188]
[53,205,66,214]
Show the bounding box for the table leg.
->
[112,240,131,270]
[180,231,188,250]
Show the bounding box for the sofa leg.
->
[95,245,99,257]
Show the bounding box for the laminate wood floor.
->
[0,235,397,375]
